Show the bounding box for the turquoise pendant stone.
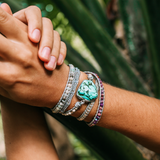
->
[77,80,98,102]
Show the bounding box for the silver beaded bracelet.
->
[62,100,85,116]
[77,102,95,121]
[51,64,75,113]
[60,67,80,114]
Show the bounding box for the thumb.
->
[0,3,13,15]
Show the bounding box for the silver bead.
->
[69,77,74,81]
[60,102,63,106]
[88,74,93,81]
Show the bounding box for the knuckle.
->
[60,42,67,52]
[28,5,41,13]
[52,46,59,57]
[19,51,33,68]
[60,42,67,56]
[7,76,16,88]
[0,9,9,23]
[43,17,52,26]
[61,41,66,49]
[2,70,17,88]
[54,31,61,43]
[54,31,60,39]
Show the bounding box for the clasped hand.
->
[0,4,69,108]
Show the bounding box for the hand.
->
[0,7,70,108]
[1,3,66,70]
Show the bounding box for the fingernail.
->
[57,54,64,65]
[41,47,51,61]
[47,56,56,70]
[32,29,41,42]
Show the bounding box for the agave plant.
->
[2,0,160,159]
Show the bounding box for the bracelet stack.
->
[51,64,105,127]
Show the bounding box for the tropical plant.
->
[1,0,160,159]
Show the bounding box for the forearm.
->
[98,84,160,152]
[1,97,59,160]
[65,70,160,153]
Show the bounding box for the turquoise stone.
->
[77,80,98,101]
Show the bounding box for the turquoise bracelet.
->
[85,72,105,127]
[62,73,98,116]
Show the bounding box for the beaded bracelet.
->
[85,72,105,127]
[62,99,85,116]
[60,67,80,114]
[62,73,96,116]
[51,64,75,113]
[77,102,95,121]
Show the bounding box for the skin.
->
[1,97,59,160]
[0,3,160,156]
[1,3,66,70]
[0,4,65,159]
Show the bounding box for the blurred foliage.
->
[68,133,98,160]
[51,0,151,96]
[1,0,159,159]
[118,0,151,85]
[81,0,115,37]
[103,0,110,5]
[139,0,160,98]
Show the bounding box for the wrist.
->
[46,63,70,108]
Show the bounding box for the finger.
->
[44,31,61,71]
[13,9,27,24]
[57,41,67,65]
[1,3,12,15]
[38,18,53,62]
[44,56,56,71]
[0,4,27,39]
[13,6,42,43]
[0,7,25,40]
